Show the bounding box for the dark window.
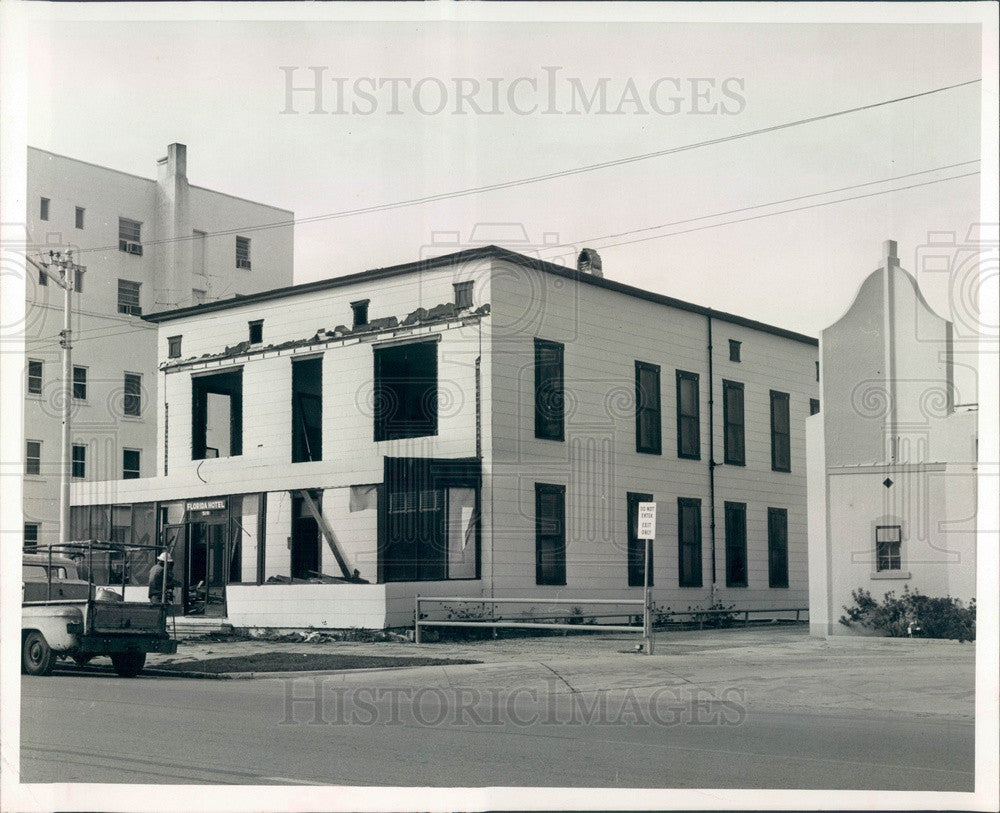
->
[724,502,747,587]
[168,335,182,359]
[291,492,321,579]
[192,369,243,459]
[535,483,566,585]
[27,359,43,394]
[292,357,323,463]
[75,267,85,293]
[635,361,661,454]
[676,370,700,459]
[351,299,369,328]
[454,280,474,309]
[678,497,702,587]
[729,339,741,362]
[815,360,820,382]
[72,366,87,400]
[75,206,85,230]
[374,341,437,441]
[723,380,745,466]
[236,236,251,270]
[768,507,789,587]
[72,444,86,479]
[124,373,142,417]
[770,390,791,472]
[24,523,39,550]
[40,198,49,221]
[627,491,654,586]
[26,440,41,475]
[118,279,142,315]
[381,457,480,582]
[118,218,142,254]
[248,319,263,345]
[534,339,564,441]
[810,398,820,416]
[38,267,47,286]
[122,448,141,480]
[876,525,902,572]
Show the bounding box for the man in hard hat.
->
[148,550,181,604]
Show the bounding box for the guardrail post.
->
[414,594,421,645]
[745,611,749,627]
[795,609,800,623]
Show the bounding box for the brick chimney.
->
[577,247,603,278]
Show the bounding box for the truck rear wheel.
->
[111,652,146,677]
[22,631,56,676]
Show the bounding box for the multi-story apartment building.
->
[24,143,294,548]
[806,241,978,636]
[70,245,817,628]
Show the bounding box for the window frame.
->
[770,390,791,472]
[534,338,565,442]
[373,340,438,441]
[454,280,474,309]
[75,206,85,230]
[722,379,746,466]
[768,507,789,588]
[118,217,143,254]
[810,398,820,416]
[167,335,182,359]
[729,339,741,362]
[291,356,323,463]
[724,501,748,587]
[535,482,567,586]
[72,444,86,479]
[191,368,244,459]
[40,197,50,221]
[123,372,142,418]
[26,440,42,476]
[634,361,662,455]
[627,491,654,587]
[236,235,251,270]
[122,448,141,480]
[875,525,902,572]
[675,370,700,460]
[24,523,40,549]
[351,299,370,328]
[677,497,703,587]
[248,319,264,345]
[72,366,87,401]
[117,279,142,316]
[27,359,43,395]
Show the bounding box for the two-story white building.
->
[70,245,818,629]
[24,143,294,548]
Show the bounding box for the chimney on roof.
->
[577,247,603,278]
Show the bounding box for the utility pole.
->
[38,250,82,549]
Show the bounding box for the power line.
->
[69,78,981,256]
[542,160,980,252]
[559,171,979,254]
[31,163,979,350]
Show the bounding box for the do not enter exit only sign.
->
[638,502,656,540]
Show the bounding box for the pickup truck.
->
[22,543,177,677]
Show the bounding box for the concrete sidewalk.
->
[141,626,976,721]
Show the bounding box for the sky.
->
[24,12,989,340]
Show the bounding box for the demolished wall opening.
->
[192,369,243,459]
[291,357,323,462]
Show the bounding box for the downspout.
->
[707,314,717,606]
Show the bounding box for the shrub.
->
[840,587,975,642]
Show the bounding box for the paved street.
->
[20,628,975,790]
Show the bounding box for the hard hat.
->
[157,551,173,563]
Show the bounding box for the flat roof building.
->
[70,244,818,629]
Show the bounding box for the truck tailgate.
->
[88,600,165,635]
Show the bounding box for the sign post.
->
[637,502,657,655]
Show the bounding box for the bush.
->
[840,587,975,642]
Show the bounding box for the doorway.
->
[185,519,228,616]
[291,493,321,578]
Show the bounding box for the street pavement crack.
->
[537,661,578,693]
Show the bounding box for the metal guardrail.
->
[415,596,652,652]
[657,607,808,629]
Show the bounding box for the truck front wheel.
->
[111,652,146,678]
[22,631,56,676]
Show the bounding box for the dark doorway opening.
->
[292,492,321,578]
